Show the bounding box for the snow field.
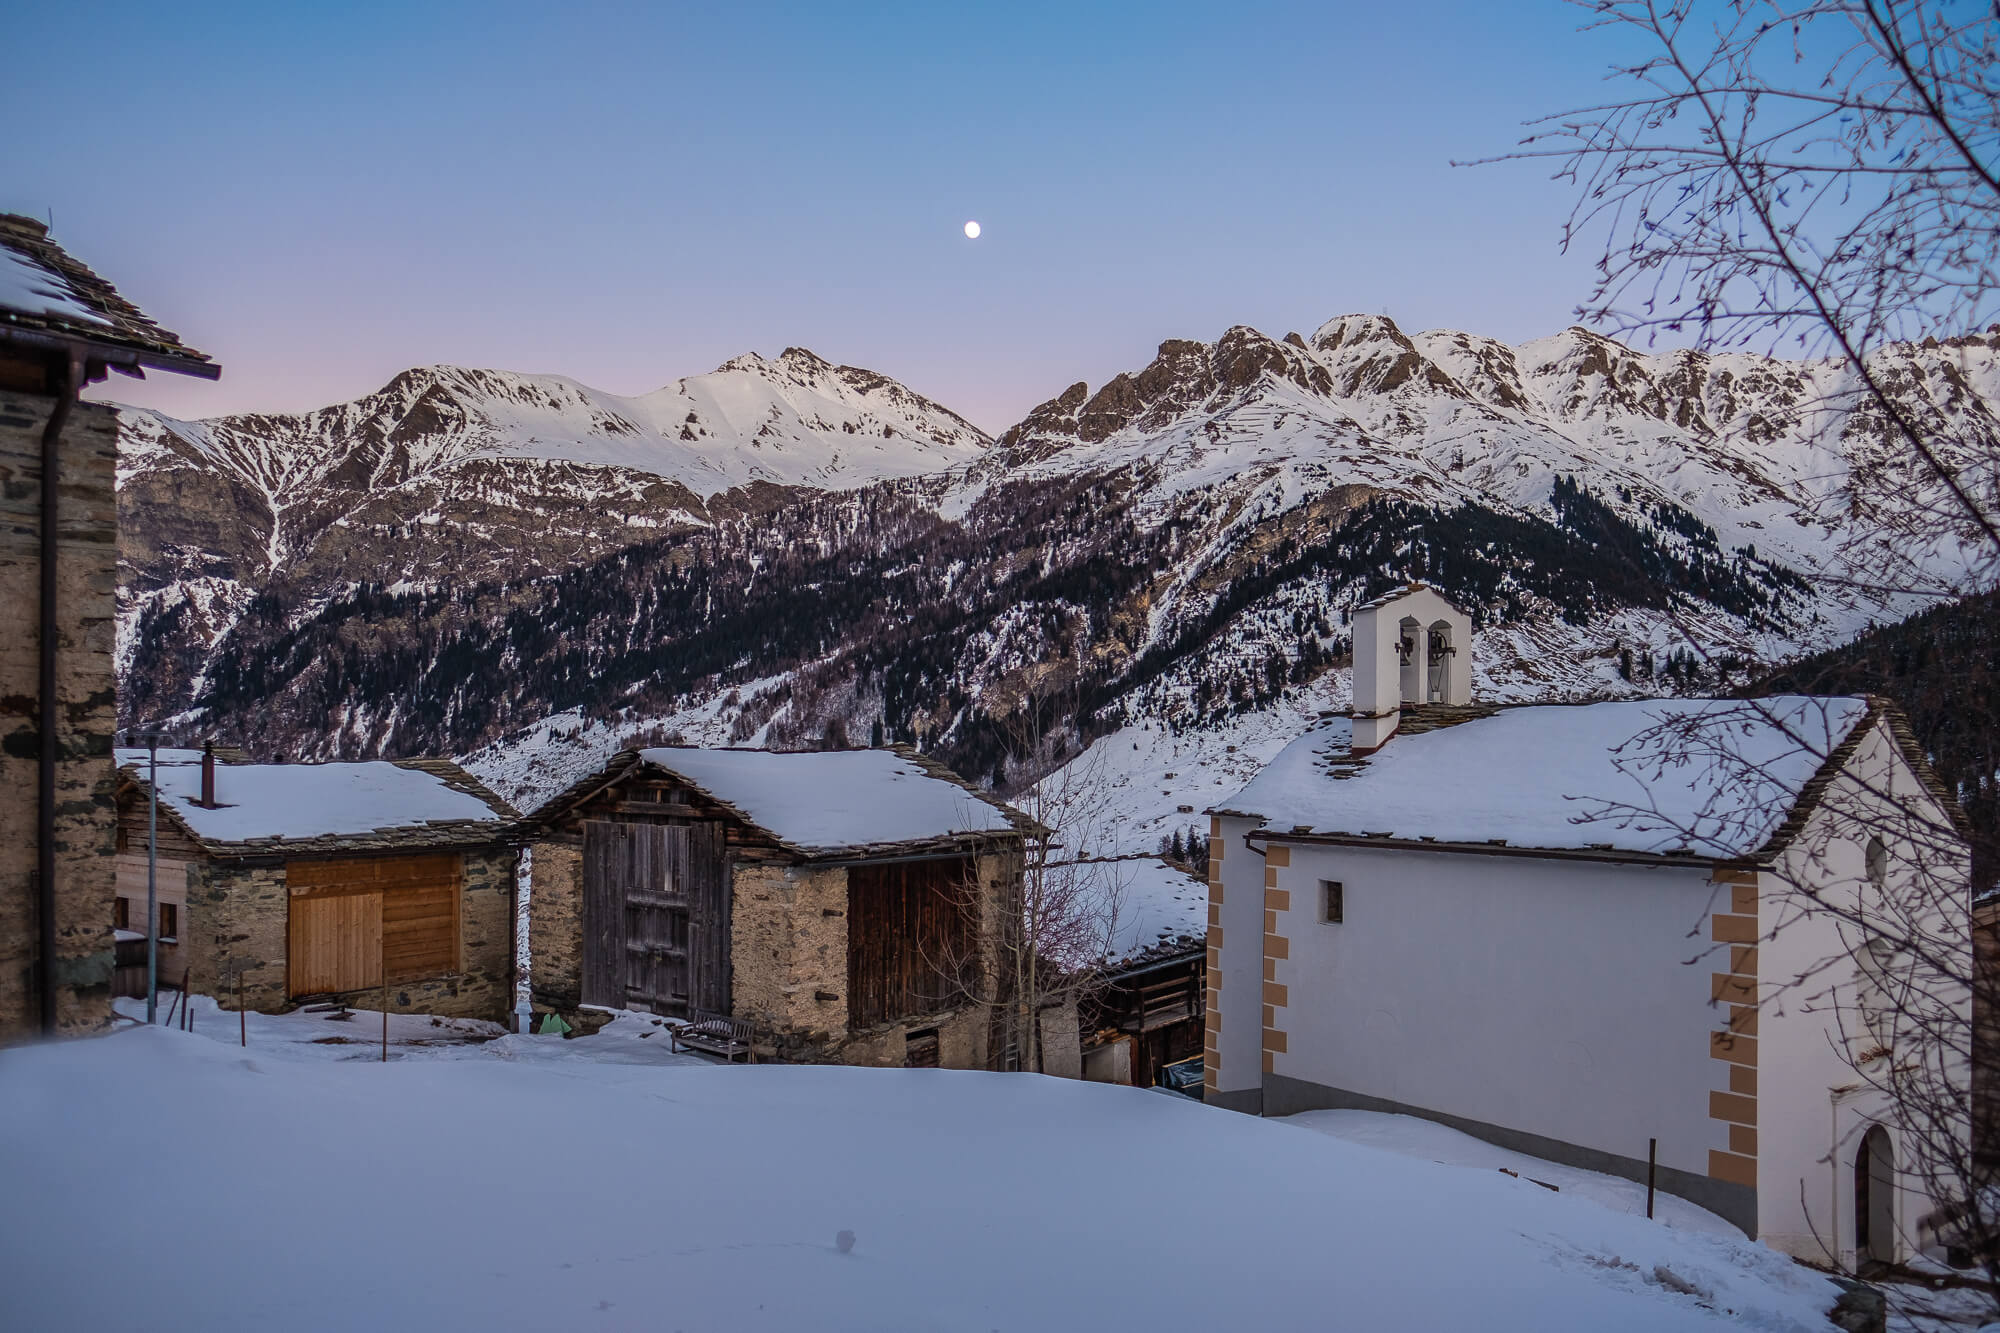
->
[0,1021,1846,1332]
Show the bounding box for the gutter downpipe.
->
[38,352,79,1036]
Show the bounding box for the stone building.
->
[525,745,1031,1068]
[0,214,218,1042]
[114,747,519,1022]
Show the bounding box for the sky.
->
[3,2,1641,433]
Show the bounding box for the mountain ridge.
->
[111,315,2000,827]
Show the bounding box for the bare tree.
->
[926,689,1128,1073]
[1488,0,2000,596]
[1492,1,2000,1301]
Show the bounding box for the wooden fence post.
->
[1646,1138,1657,1219]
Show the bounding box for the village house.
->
[114,747,519,1022]
[1036,855,1208,1090]
[1207,584,1972,1269]
[525,745,1031,1068]
[0,215,218,1043]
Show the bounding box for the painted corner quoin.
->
[1708,868,1759,1189]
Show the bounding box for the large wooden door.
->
[583,821,728,1016]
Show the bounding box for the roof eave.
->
[0,320,220,380]
[1246,826,1755,871]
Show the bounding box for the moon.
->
[963,220,981,239]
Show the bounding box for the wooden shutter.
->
[581,822,625,1008]
[287,853,462,995]
[687,821,731,1015]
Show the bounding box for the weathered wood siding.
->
[286,853,461,996]
[288,892,382,994]
[582,820,728,1017]
[846,858,975,1029]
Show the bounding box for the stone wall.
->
[731,862,849,1039]
[190,845,517,1023]
[836,1003,988,1069]
[527,839,582,1014]
[185,861,286,1009]
[731,849,1020,1070]
[0,391,119,1042]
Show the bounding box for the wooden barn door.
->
[686,822,731,1016]
[583,820,726,1017]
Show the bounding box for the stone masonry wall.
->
[733,850,1019,1070]
[185,861,286,1009]
[527,839,582,1015]
[731,862,849,1039]
[193,846,518,1023]
[0,392,119,1042]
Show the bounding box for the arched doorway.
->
[1855,1124,1896,1270]
[1397,617,1421,704]
[1426,622,1452,703]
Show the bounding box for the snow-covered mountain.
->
[113,317,1999,827]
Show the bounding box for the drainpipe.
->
[38,352,79,1036]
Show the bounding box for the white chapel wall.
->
[1267,842,1721,1179]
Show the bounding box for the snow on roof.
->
[637,747,1019,853]
[1220,697,1872,859]
[0,214,216,375]
[0,249,108,326]
[117,749,509,846]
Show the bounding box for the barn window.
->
[1320,880,1344,924]
[113,897,130,931]
[287,854,462,997]
[159,902,178,942]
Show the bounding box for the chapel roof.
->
[1213,695,1952,864]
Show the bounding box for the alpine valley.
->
[113,316,2000,851]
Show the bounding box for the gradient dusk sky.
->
[5,2,1644,431]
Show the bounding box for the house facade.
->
[526,745,1031,1068]
[0,214,218,1043]
[115,748,519,1022]
[1208,586,1971,1266]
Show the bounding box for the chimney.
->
[199,742,216,808]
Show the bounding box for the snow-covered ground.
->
[1282,1108,1742,1238]
[2,1016,1856,1331]
[109,995,713,1068]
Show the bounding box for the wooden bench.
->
[669,1011,755,1063]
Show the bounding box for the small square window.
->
[1320,880,1344,924]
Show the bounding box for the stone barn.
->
[525,746,1031,1068]
[1,214,218,1042]
[114,747,519,1022]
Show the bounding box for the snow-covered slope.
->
[4,1022,1846,1331]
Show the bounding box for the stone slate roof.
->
[0,213,218,379]
[116,752,518,860]
[528,744,1041,860]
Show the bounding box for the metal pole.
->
[36,354,79,1035]
[146,738,159,1024]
